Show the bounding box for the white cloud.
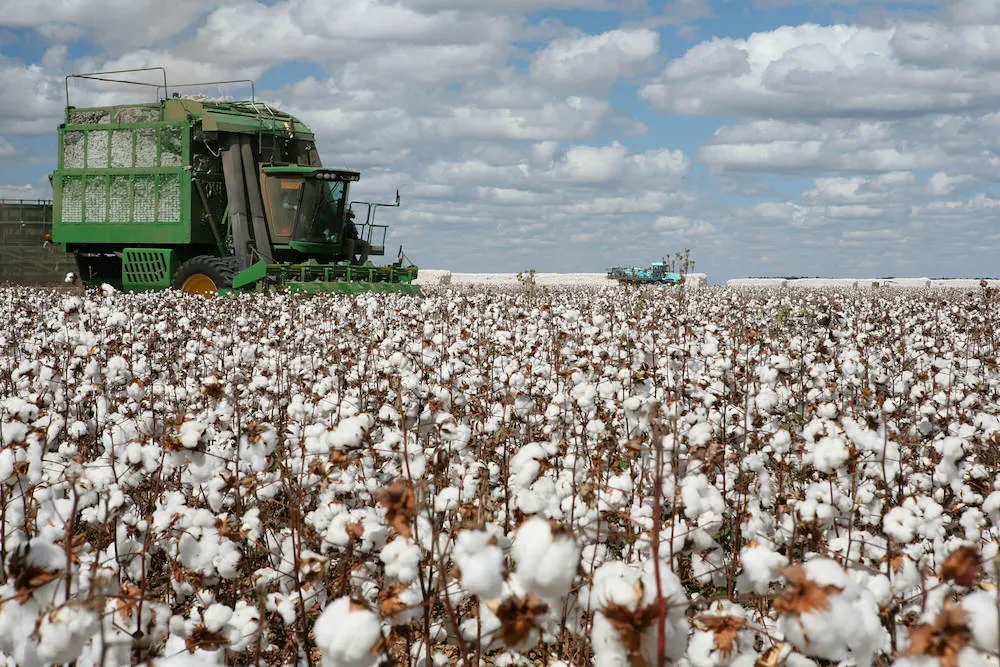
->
[0,183,44,199]
[949,0,1000,25]
[2,0,235,50]
[0,60,65,134]
[642,22,1000,118]
[188,0,519,70]
[530,28,660,89]
[404,0,614,11]
[926,171,972,196]
[697,117,989,174]
[653,215,716,236]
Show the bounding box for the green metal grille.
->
[122,248,175,290]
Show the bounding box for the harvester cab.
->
[51,68,419,296]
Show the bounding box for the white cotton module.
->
[314,597,382,667]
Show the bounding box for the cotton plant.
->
[3,284,1000,663]
[773,559,887,665]
[589,558,690,666]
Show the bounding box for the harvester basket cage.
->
[58,106,186,226]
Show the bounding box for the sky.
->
[0,0,998,280]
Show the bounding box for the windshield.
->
[264,174,349,244]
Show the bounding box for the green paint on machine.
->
[44,68,420,296]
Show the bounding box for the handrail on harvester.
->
[66,69,257,108]
[65,67,169,108]
[156,80,256,103]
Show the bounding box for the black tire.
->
[172,255,237,296]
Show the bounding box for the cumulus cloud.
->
[653,215,715,236]
[187,0,520,70]
[926,171,973,196]
[696,114,1000,176]
[0,183,45,199]
[642,22,1000,118]
[530,28,660,89]
[949,0,1000,24]
[2,0,235,50]
[0,60,65,134]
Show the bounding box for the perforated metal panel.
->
[122,247,175,289]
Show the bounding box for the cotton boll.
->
[591,559,689,665]
[454,530,505,600]
[755,387,779,414]
[409,642,451,667]
[314,597,382,667]
[771,430,792,455]
[0,593,44,666]
[775,560,886,665]
[179,420,206,449]
[687,421,714,447]
[808,436,849,474]
[380,538,422,582]
[266,592,298,625]
[736,542,788,594]
[225,601,260,652]
[688,602,757,667]
[153,643,224,665]
[329,414,375,450]
[680,473,725,521]
[962,590,1000,653]
[201,603,233,634]
[511,517,580,602]
[434,486,460,513]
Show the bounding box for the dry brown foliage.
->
[694,614,747,660]
[772,564,841,617]
[905,602,972,667]
[940,546,981,587]
[488,592,548,649]
[380,480,417,540]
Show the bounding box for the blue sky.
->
[1,0,998,280]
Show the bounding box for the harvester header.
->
[50,68,419,296]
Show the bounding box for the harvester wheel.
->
[172,256,237,297]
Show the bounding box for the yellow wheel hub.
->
[180,273,218,297]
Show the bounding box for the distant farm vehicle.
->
[48,67,418,296]
[607,262,682,285]
[607,250,695,286]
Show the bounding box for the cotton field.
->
[1,284,999,667]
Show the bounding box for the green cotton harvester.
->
[51,68,419,296]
